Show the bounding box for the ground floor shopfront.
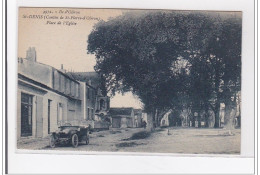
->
[17,77,82,139]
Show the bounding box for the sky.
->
[18,7,143,109]
[18,8,241,109]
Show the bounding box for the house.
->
[66,71,110,130]
[17,47,110,139]
[17,48,82,139]
[108,108,135,128]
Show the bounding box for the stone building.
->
[66,72,110,129]
[17,48,110,139]
[108,108,135,128]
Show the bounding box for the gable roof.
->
[66,72,101,88]
[109,107,134,116]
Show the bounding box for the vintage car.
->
[49,123,91,148]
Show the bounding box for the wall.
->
[17,59,83,139]
[17,82,47,139]
[125,117,133,128]
[40,90,72,137]
[112,117,121,128]
[93,121,110,130]
[17,57,109,139]
[85,85,96,120]
[67,98,82,122]
[79,82,86,119]
[53,69,80,99]
[17,80,74,139]
[18,57,81,100]
[18,58,53,88]
[111,115,134,128]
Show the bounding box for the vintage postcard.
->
[17,7,242,154]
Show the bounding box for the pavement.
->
[17,127,240,154]
[17,136,50,150]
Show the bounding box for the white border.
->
[7,0,255,174]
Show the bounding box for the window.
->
[75,83,79,97]
[87,108,90,120]
[71,82,75,96]
[57,103,63,124]
[60,75,65,93]
[21,93,33,137]
[53,71,60,90]
[78,85,80,97]
[58,73,61,91]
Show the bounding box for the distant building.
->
[108,108,135,128]
[17,48,110,139]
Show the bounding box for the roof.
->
[109,107,134,116]
[66,72,101,88]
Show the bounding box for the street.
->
[18,127,240,154]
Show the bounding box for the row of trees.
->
[87,11,242,128]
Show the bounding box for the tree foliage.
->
[87,11,242,127]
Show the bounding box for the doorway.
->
[21,93,33,137]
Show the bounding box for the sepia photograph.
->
[17,7,242,154]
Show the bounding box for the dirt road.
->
[18,127,240,154]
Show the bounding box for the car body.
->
[49,123,91,148]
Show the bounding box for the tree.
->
[87,11,242,128]
[88,11,191,127]
[195,16,242,128]
[183,15,241,128]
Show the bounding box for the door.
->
[112,118,121,128]
[21,93,33,137]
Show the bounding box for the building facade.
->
[109,108,135,128]
[66,72,110,124]
[17,48,110,139]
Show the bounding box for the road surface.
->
[18,127,240,154]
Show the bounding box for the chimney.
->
[60,64,66,73]
[26,47,37,62]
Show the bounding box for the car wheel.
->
[86,135,90,145]
[71,134,79,148]
[49,135,56,148]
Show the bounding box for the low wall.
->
[93,121,110,130]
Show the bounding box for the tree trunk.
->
[214,61,221,128]
[204,103,209,127]
[191,107,196,127]
[198,107,201,128]
[224,98,234,129]
[147,111,155,131]
[214,101,221,128]
[155,109,160,127]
